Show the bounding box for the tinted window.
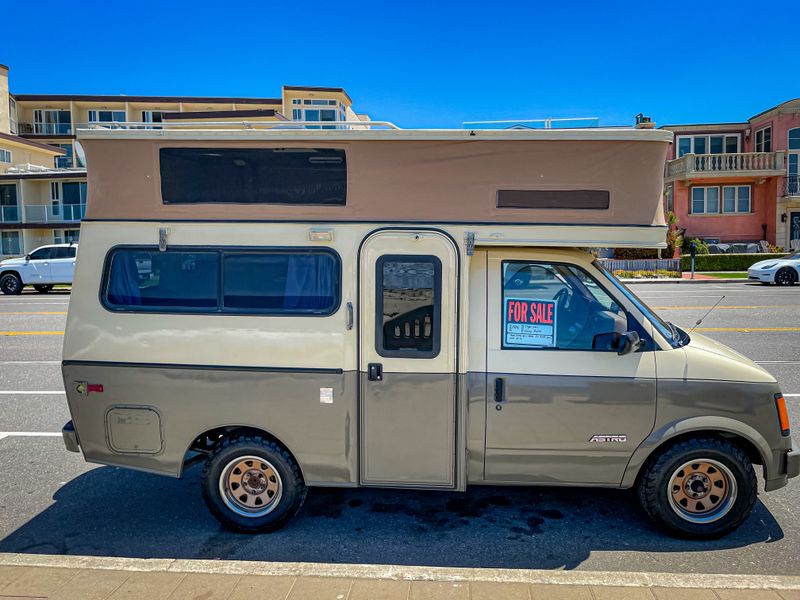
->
[160,148,347,205]
[501,261,629,351]
[376,256,441,358]
[223,252,339,314]
[103,247,340,315]
[52,247,74,259]
[29,247,54,260]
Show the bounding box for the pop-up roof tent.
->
[77,126,673,248]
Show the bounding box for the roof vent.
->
[635,113,655,129]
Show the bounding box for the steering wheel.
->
[555,289,590,348]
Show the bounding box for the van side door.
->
[484,251,656,485]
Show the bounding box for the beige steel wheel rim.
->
[219,455,283,518]
[667,458,737,524]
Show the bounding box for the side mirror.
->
[618,331,645,356]
[24,254,31,262]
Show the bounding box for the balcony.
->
[17,123,74,136]
[0,205,21,223]
[665,151,786,181]
[24,204,86,223]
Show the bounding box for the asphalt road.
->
[0,282,798,575]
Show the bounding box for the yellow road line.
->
[0,331,64,336]
[654,305,799,310]
[0,311,67,315]
[694,327,800,332]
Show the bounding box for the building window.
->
[50,182,88,221]
[8,97,17,135]
[676,134,740,157]
[376,255,441,358]
[88,110,126,124]
[142,111,165,128]
[0,184,19,222]
[291,100,341,128]
[722,186,751,213]
[53,144,73,168]
[0,149,11,163]
[102,247,340,315]
[755,127,772,153]
[303,99,337,106]
[665,184,674,212]
[291,99,302,105]
[691,186,720,214]
[33,109,72,135]
[159,147,347,205]
[54,229,80,244]
[1,231,21,255]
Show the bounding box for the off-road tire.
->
[201,435,307,533]
[775,267,798,286]
[0,273,23,295]
[637,437,757,539]
[33,284,54,293]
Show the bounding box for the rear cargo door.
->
[359,229,458,488]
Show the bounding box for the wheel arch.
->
[180,424,306,482]
[622,417,769,489]
[0,269,22,281]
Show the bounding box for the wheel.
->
[775,267,798,286]
[637,437,757,539]
[0,273,23,295]
[33,285,54,294]
[201,435,307,533]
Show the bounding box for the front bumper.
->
[747,268,774,282]
[62,420,79,453]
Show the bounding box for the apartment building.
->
[661,98,800,250]
[0,63,369,257]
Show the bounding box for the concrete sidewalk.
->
[1,554,799,600]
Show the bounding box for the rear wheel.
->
[637,437,757,538]
[201,435,307,533]
[33,284,53,293]
[775,267,798,286]
[0,273,23,295]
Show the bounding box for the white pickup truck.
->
[0,243,77,295]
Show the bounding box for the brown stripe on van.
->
[497,189,610,210]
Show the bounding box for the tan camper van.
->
[61,124,799,538]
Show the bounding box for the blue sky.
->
[2,0,795,128]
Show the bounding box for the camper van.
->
[61,124,798,539]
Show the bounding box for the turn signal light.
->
[775,394,790,437]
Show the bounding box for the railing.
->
[0,205,21,223]
[17,123,73,135]
[599,258,682,280]
[77,119,397,131]
[24,203,86,223]
[666,151,785,178]
[785,175,800,196]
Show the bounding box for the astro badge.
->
[503,298,557,349]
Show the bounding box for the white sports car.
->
[748,251,800,286]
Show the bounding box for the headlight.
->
[759,263,777,269]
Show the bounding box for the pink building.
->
[661,98,800,250]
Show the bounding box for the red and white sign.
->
[503,298,557,348]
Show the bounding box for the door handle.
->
[368,363,383,381]
[494,377,505,403]
[346,302,354,330]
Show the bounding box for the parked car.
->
[747,251,800,285]
[0,243,78,295]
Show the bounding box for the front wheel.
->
[33,284,54,294]
[0,273,23,295]
[637,437,757,539]
[775,267,798,286]
[201,435,307,533]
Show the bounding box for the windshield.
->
[787,251,800,260]
[594,260,688,348]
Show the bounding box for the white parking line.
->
[0,432,61,440]
[0,391,65,395]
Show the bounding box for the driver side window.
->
[501,261,626,351]
[29,247,53,261]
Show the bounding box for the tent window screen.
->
[159,148,347,205]
[376,255,441,358]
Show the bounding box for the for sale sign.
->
[503,298,557,348]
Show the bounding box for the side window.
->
[104,250,220,310]
[52,247,72,259]
[501,261,628,351]
[66,247,77,258]
[29,247,53,260]
[376,255,441,358]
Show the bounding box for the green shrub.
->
[681,237,710,255]
[613,248,660,260]
[680,253,785,271]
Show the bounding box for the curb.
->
[1,553,799,591]
[626,278,750,284]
